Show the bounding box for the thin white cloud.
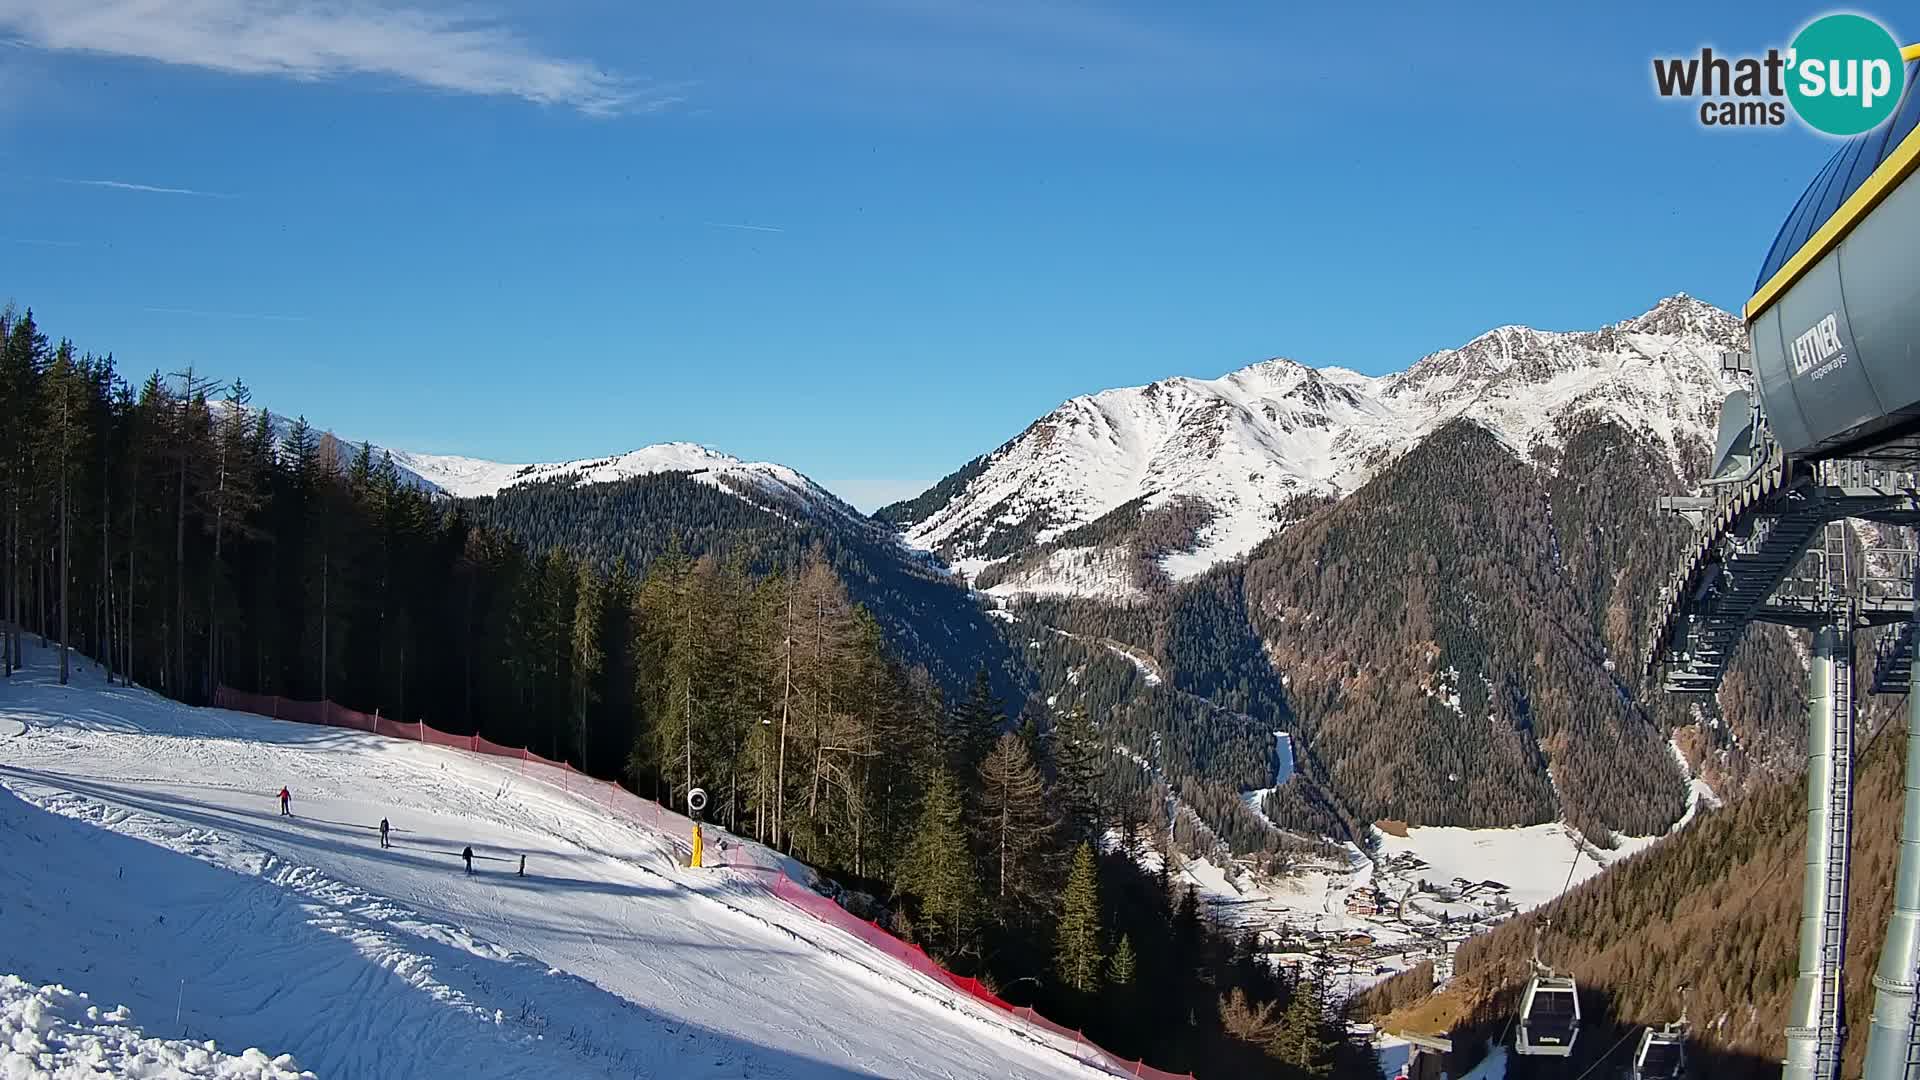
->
[143,305,308,322]
[5,236,88,246]
[705,221,785,234]
[61,177,235,197]
[0,0,672,116]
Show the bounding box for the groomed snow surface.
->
[0,644,1109,1080]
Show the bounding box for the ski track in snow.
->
[0,646,1108,1080]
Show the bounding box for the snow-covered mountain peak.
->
[390,441,863,524]
[1622,291,1744,345]
[890,294,1739,599]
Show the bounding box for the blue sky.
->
[0,1,1888,508]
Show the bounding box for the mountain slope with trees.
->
[987,403,1813,849]
[0,304,1375,1080]
[1243,418,1684,839]
[464,472,1023,707]
[1357,685,1905,1080]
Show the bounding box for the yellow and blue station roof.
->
[1749,47,1920,322]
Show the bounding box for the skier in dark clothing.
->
[278,787,291,817]
[462,846,474,875]
[379,818,390,849]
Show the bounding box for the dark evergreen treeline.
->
[468,472,1025,708]
[0,307,1370,1079]
[873,450,995,528]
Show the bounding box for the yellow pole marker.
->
[691,823,704,868]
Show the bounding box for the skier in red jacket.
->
[278,787,291,816]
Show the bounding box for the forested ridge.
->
[993,412,1814,853]
[1357,682,1904,1080]
[466,471,1024,706]
[0,306,1376,1079]
[1242,419,1684,840]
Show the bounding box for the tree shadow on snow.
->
[0,778,891,1080]
[0,767,696,905]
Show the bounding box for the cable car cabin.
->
[1632,1027,1687,1080]
[1515,975,1580,1056]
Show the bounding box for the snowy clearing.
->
[1373,823,1620,913]
[0,645,1108,1080]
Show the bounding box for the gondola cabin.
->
[1515,974,1580,1056]
[1632,1026,1686,1080]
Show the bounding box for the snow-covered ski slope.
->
[0,645,1110,1080]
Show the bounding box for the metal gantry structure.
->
[1649,375,1920,1080]
[1645,41,1920,1080]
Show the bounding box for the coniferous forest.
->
[0,306,1374,1079]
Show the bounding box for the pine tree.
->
[1056,842,1104,992]
[1050,706,1104,846]
[1016,709,1043,763]
[205,381,264,695]
[976,731,1055,921]
[902,767,979,958]
[41,342,87,683]
[2,311,50,676]
[947,666,1002,778]
[571,560,604,770]
[1272,979,1333,1078]
[1108,932,1137,986]
[593,561,637,791]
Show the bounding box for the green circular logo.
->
[1787,14,1907,136]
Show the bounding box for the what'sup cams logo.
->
[1653,13,1909,135]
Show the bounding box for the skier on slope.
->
[278,787,291,817]
[379,818,390,849]
[462,846,475,875]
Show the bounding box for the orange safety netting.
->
[422,726,472,751]
[211,686,1192,1080]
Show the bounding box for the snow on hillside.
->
[1133,809,1688,1006]
[0,646,1106,1080]
[1372,823,1622,912]
[898,294,1742,599]
[1,975,315,1079]
[210,401,863,529]
[390,442,862,526]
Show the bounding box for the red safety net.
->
[376,718,422,741]
[211,685,1192,1080]
[326,703,375,732]
[422,726,471,751]
[469,735,522,760]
